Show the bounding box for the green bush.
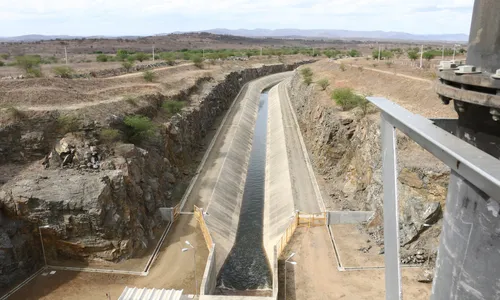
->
[385,61,393,68]
[317,78,330,91]
[100,128,121,143]
[123,115,155,142]
[162,100,185,115]
[57,115,80,133]
[303,76,313,86]
[192,56,203,68]
[53,66,74,78]
[347,49,361,57]
[3,106,24,120]
[0,53,9,60]
[96,54,109,62]
[331,88,368,111]
[372,49,394,60]
[143,70,156,82]
[134,52,149,62]
[0,61,4,67]
[122,61,134,72]
[339,63,346,72]
[15,55,42,76]
[300,67,313,78]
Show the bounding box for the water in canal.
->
[217,89,273,292]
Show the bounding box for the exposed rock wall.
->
[0,61,312,292]
[287,70,449,267]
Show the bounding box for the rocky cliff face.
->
[287,70,449,272]
[0,61,312,292]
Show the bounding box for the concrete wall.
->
[201,244,217,295]
[204,72,293,274]
[159,208,174,222]
[327,211,374,225]
[263,85,295,263]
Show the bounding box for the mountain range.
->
[0,29,468,43]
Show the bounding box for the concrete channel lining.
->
[263,85,295,262]
[327,211,374,225]
[202,72,293,274]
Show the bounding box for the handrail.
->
[367,97,500,300]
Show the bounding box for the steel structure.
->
[368,97,500,300]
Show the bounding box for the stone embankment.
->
[286,69,449,277]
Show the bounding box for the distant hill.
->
[0,29,469,43]
[201,28,468,42]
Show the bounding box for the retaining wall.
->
[327,211,374,225]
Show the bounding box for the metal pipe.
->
[466,0,500,74]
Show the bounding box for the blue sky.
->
[0,0,474,37]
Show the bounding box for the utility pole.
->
[312,48,315,56]
[442,45,445,60]
[202,49,205,58]
[420,45,424,68]
[152,45,155,62]
[64,46,68,65]
[453,44,457,61]
[378,44,381,61]
[260,47,263,56]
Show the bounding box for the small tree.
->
[116,49,129,61]
[331,88,368,111]
[53,66,74,78]
[423,52,435,61]
[347,49,360,57]
[192,56,203,68]
[0,61,4,67]
[122,61,134,72]
[407,51,419,61]
[304,76,313,86]
[385,61,393,68]
[317,78,330,91]
[143,70,156,82]
[0,53,9,60]
[134,52,149,62]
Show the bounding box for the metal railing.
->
[367,97,500,300]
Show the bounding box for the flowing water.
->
[217,90,272,292]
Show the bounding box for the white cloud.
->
[0,0,475,36]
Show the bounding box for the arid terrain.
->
[0,31,461,299]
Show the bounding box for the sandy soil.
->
[10,215,208,299]
[307,59,456,119]
[278,226,431,300]
[330,224,385,268]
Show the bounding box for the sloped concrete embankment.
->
[0,62,311,292]
[204,72,293,275]
[263,86,295,261]
[286,68,449,269]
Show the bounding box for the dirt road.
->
[11,215,208,299]
[279,226,431,300]
[276,80,323,213]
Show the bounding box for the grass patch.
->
[2,106,25,120]
[124,95,139,106]
[192,56,203,68]
[300,67,313,77]
[100,128,121,143]
[339,63,346,71]
[57,115,80,133]
[162,100,186,115]
[331,88,368,111]
[122,61,134,72]
[143,70,156,82]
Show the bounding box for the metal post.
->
[380,113,402,300]
[378,44,381,61]
[453,44,456,61]
[152,45,155,62]
[38,226,48,266]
